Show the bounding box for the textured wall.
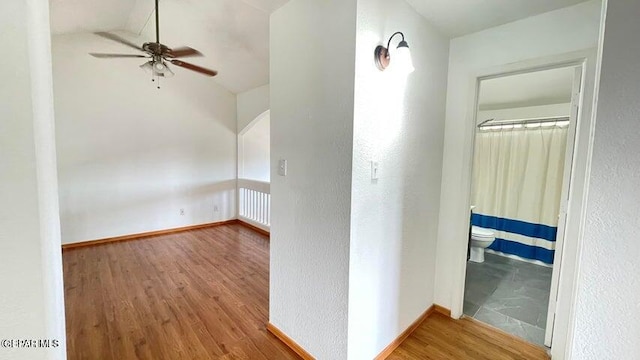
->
[239,114,270,182]
[571,1,640,358]
[269,0,356,358]
[52,32,237,244]
[237,84,270,132]
[347,0,449,358]
[0,0,66,358]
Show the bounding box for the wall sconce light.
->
[374,32,415,74]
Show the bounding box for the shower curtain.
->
[471,124,568,264]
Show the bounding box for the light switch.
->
[278,159,288,176]
[371,161,379,180]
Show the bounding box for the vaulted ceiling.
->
[49,0,590,93]
[49,0,288,93]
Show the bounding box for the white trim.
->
[562,1,608,358]
[450,49,600,360]
[237,178,271,193]
[544,65,583,347]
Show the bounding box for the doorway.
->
[462,65,582,347]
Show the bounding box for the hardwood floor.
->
[387,312,550,360]
[63,223,299,360]
[64,223,550,360]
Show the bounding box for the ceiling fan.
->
[89,0,217,85]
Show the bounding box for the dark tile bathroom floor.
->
[463,252,552,346]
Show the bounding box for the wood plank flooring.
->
[388,312,550,360]
[64,223,551,360]
[63,223,300,360]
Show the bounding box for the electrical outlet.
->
[179,208,185,216]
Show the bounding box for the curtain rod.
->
[478,116,570,128]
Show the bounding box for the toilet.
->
[469,226,496,263]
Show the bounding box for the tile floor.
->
[463,252,552,346]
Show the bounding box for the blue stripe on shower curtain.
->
[490,239,555,264]
[471,213,556,264]
[471,213,557,241]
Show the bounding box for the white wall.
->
[269,0,356,358]
[571,1,640,358]
[347,0,449,358]
[237,85,270,182]
[239,112,270,182]
[52,32,237,244]
[434,0,601,306]
[0,0,66,358]
[237,84,270,132]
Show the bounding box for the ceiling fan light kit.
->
[89,0,217,89]
[140,60,174,78]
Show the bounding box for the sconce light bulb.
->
[394,42,415,74]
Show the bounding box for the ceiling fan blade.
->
[94,32,142,52]
[166,47,202,58]
[170,60,218,77]
[90,53,148,58]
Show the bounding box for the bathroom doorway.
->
[462,65,582,348]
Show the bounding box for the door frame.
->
[450,49,599,359]
[542,66,583,346]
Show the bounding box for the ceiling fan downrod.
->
[155,0,160,44]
